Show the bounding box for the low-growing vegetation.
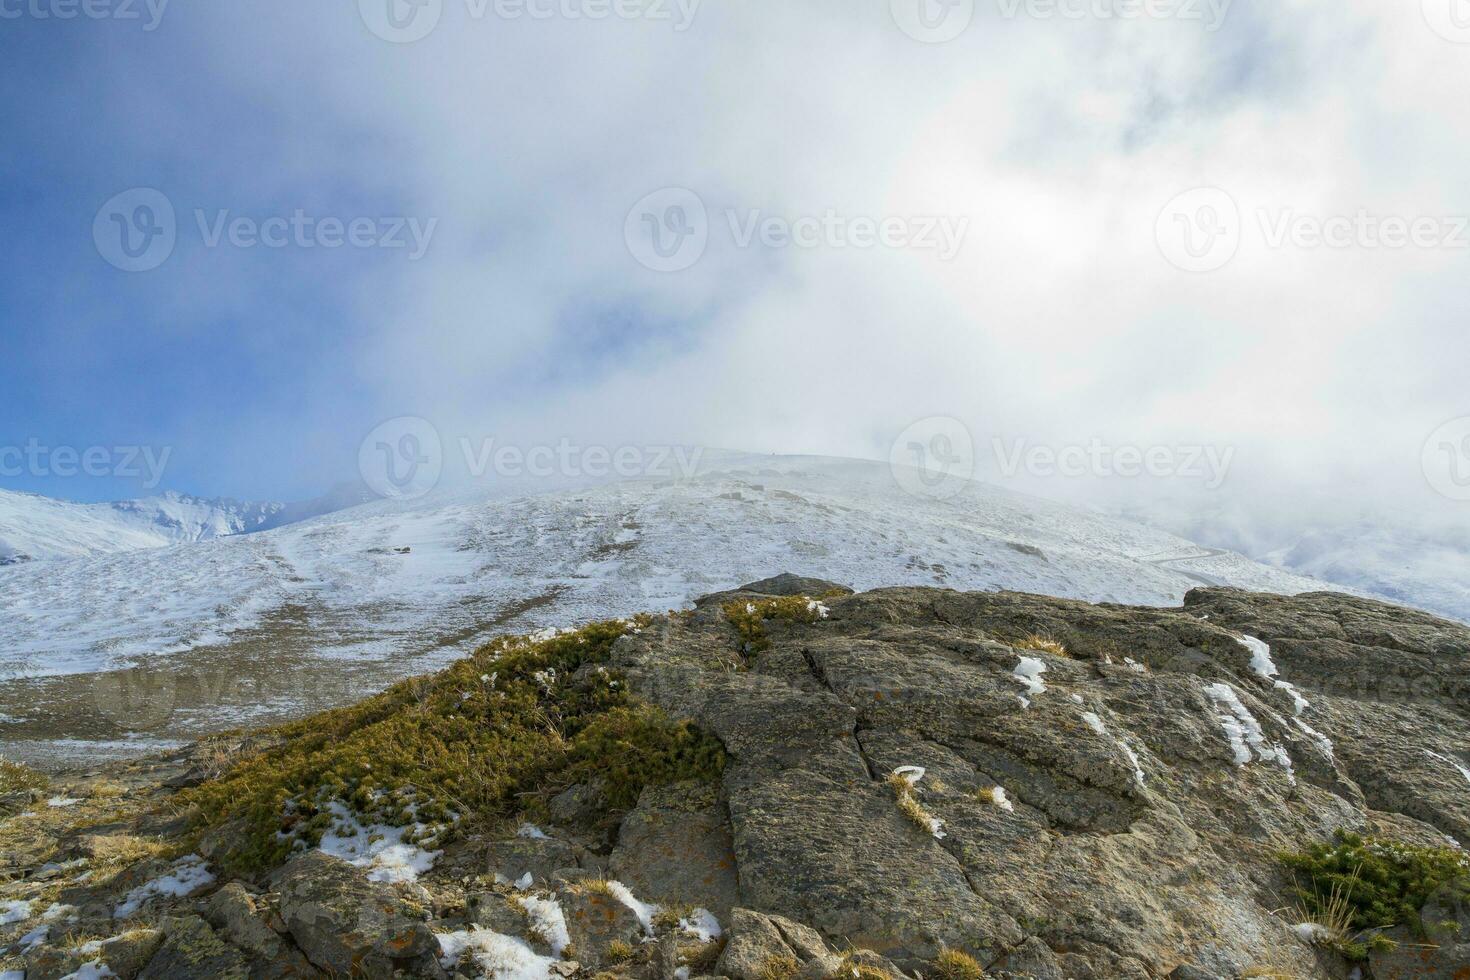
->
[0,757,48,795]
[722,593,841,655]
[1280,830,1470,958]
[179,618,727,872]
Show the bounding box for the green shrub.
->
[180,617,725,872]
[1281,830,1470,944]
[0,758,48,795]
[722,594,838,655]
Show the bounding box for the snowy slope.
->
[0,455,1336,685]
[0,486,366,564]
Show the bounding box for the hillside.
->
[1,576,1467,979]
[0,456,1337,768]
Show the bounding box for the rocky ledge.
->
[2,575,1469,980]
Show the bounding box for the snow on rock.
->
[59,962,115,980]
[1081,711,1107,736]
[516,823,550,840]
[892,765,926,786]
[437,927,559,980]
[679,908,722,943]
[606,881,660,935]
[981,786,1015,813]
[517,895,570,957]
[1426,749,1470,785]
[1119,741,1147,787]
[47,796,82,808]
[1204,683,1296,784]
[1238,634,1310,716]
[114,855,215,918]
[0,900,31,925]
[1012,656,1047,708]
[315,801,443,884]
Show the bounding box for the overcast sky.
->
[2,0,1468,537]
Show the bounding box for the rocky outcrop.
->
[3,576,1468,980]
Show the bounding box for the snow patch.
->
[316,800,442,884]
[1426,750,1470,785]
[114,855,215,919]
[981,786,1014,813]
[1204,682,1295,783]
[517,895,570,957]
[1081,711,1107,736]
[679,908,723,943]
[516,823,550,840]
[437,927,559,980]
[0,900,31,925]
[1012,656,1047,707]
[606,880,660,934]
[1239,634,1309,716]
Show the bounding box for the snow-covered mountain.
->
[0,455,1335,679]
[0,454,1371,767]
[0,485,368,564]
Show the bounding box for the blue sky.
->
[2,0,1468,534]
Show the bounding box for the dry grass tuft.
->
[931,947,986,980]
[1015,634,1069,658]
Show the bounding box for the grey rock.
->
[610,780,740,919]
[276,851,441,979]
[204,882,320,978]
[557,881,644,968]
[716,908,803,980]
[136,914,250,980]
[96,929,165,980]
[486,835,600,887]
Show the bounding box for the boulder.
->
[609,780,740,919]
[557,881,645,968]
[136,914,250,980]
[276,851,441,978]
[205,882,320,978]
